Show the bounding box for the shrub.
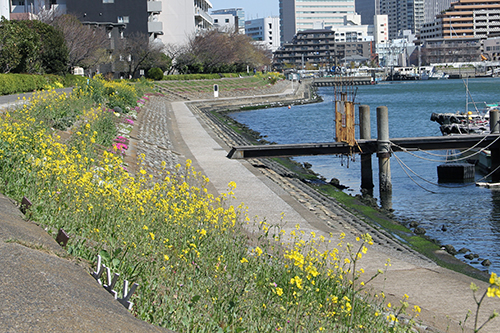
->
[147,68,164,81]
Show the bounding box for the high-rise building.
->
[420,0,500,40]
[424,0,453,23]
[279,0,356,43]
[355,0,378,25]
[245,17,281,52]
[379,0,424,39]
[211,8,245,34]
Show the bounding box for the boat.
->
[430,79,497,135]
[420,66,449,80]
[430,80,499,172]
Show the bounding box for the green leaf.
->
[113,247,122,257]
[99,249,111,261]
[112,258,120,267]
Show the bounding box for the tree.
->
[0,18,24,73]
[175,30,272,74]
[0,18,68,75]
[22,20,68,75]
[163,43,187,74]
[53,14,109,72]
[115,32,165,78]
[141,51,172,74]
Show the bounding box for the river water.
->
[229,77,500,273]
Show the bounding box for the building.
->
[245,17,281,52]
[65,0,153,37]
[331,14,372,42]
[420,0,500,41]
[355,0,378,25]
[421,37,482,63]
[279,0,356,43]
[379,0,424,39]
[1,0,10,19]
[8,0,66,20]
[424,0,453,23]
[373,14,389,44]
[211,8,245,34]
[158,0,213,47]
[484,36,500,60]
[212,13,238,32]
[273,29,372,70]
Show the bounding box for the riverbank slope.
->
[156,79,499,333]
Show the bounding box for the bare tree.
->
[115,32,165,78]
[176,30,271,73]
[52,14,110,72]
[163,43,187,74]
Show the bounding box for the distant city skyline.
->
[210,0,279,20]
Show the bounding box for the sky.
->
[210,0,279,20]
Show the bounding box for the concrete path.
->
[162,92,500,333]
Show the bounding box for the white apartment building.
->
[245,17,281,52]
[279,0,356,43]
[211,8,245,34]
[212,13,238,32]
[373,14,388,44]
[158,0,213,47]
[330,14,371,42]
[0,0,9,19]
[8,0,66,19]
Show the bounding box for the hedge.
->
[162,72,252,81]
[0,73,86,95]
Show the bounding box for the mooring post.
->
[377,106,392,209]
[489,109,500,183]
[359,105,374,195]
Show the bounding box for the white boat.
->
[421,69,449,80]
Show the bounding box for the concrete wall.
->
[66,0,148,36]
[157,0,196,47]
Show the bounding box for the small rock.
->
[409,221,420,228]
[458,248,470,254]
[414,227,426,235]
[473,253,480,258]
[481,259,491,267]
[114,106,123,113]
[441,225,447,232]
[442,244,457,255]
[464,254,474,260]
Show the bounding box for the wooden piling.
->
[377,106,392,209]
[359,105,373,194]
[490,110,500,182]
